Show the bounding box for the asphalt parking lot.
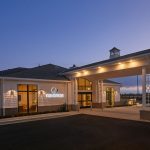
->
[0,114,150,150]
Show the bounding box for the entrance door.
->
[18,84,38,113]
[78,93,92,108]
[106,88,115,106]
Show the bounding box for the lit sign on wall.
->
[46,87,64,98]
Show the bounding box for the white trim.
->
[74,78,78,105]
[0,77,70,83]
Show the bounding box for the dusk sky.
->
[0,0,150,92]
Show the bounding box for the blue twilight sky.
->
[0,0,150,92]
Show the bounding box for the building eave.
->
[62,49,150,75]
[0,77,71,83]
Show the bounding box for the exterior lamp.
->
[82,70,89,75]
[76,72,81,77]
[103,91,106,95]
[97,67,104,73]
[10,90,15,96]
[147,86,150,91]
[114,91,117,95]
[39,90,46,96]
[129,59,133,63]
[98,66,102,70]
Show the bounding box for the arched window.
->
[77,78,92,91]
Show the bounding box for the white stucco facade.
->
[0,77,121,116]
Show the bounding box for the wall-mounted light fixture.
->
[103,91,106,95]
[10,90,14,96]
[114,91,118,95]
[9,90,16,97]
[38,90,46,97]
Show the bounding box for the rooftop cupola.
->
[109,47,120,59]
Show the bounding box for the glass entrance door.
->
[18,84,38,113]
[18,84,28,113]
[106,88,115,106]
[28,85,38,113]
[78,93,92,108]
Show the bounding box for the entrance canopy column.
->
[94,80,104,108]
[70,77,79,111]
[142,67,146,107]
[74,78,78,105]
[99,80,104,108]
[96,80,100,103]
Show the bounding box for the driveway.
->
[0,114,150,150]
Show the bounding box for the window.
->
[106,88,115,106]
[77,78,92,90]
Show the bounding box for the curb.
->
[0,112,79,126]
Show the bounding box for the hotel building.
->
[0,47,150,120]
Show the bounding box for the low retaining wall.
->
[92,103,106,108]
[140,110,150,121]
[0,104,79,117]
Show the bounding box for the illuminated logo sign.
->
[51,87,58,94]
[46,87,64,98]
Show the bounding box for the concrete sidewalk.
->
[0,111,80,126]
[80,106,149,122]
[0,106,149,126]
[80,109,140,121]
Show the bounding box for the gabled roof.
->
[0,64,69,80]
[63,48,150,74]
[109,47,120,52]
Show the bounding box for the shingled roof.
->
[0,64,69,80]
[0,64,120,84]
[0,67,29,76]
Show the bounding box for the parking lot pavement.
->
[1,114,150,150]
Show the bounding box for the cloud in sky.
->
[120,86,142,94]
[111,76,141,94]
[114,75,150,94]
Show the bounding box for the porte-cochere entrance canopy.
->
[63,48,150,107]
